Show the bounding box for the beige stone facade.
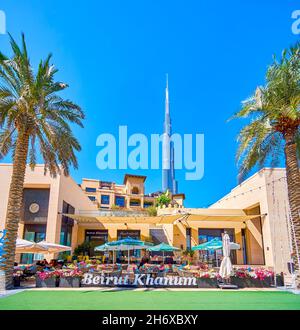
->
[0,164,293,274]
[210,168,292,274]
[80,174,185,210]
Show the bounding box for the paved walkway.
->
[1,286,299,295]
[0,289,24,299]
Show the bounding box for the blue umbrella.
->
[192,238,223,266]
[192,238,222,251]
[105,237,153,266]
[148,243,181,263]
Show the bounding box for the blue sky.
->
[0,0,299,207]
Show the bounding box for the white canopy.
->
[15,239,71,254]
[36,241,72,253]
[15,238,47,254]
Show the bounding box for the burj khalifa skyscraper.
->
[162,75,178,194]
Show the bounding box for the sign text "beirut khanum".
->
[82,272,197,286]
[96,126,204,181]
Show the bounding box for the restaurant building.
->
[0,164,293,275]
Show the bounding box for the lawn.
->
[0,290,300,310]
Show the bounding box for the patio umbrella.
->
[15,238,48,254]
[35,241,72,253]
[94,243,121,264]
[148,243,180,263]
[108,237,153,266]
[219,233,232,280]
[192,238,223,266]
[191,238,223,251]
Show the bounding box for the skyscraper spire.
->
[165,73,169,114]
[162,74,178,194]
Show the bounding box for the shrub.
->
[146,206,157,216]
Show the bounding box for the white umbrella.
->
[219,233,232,279]
[35,241,72,253]
[15,238,48,254]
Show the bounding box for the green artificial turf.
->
[0,290,300,310]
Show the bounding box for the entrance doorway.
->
[85,230,108,256]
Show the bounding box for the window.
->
[117,230,141,258]
[198,228,236,265]
[85,187,96,193]
[21,224,46,264]
[23,188,50,223]
[88,196,96,201]
[130,199,140,207]
[60,201,75,249]
[186,228,191,251]
[115,196,125,207]
[143,201,153,208]
[101,195,110,205]
[131,187,139,194]
[85,230,108,257]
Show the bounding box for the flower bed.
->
[58,269,83,288]
[231,267,276,287]
[36,271,60,288]
[36,269,84,288]
[175,266,279,288]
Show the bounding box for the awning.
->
[63,208,263,225]
[180,208,263,222]
[62,214,179,224]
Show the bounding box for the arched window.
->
[131,187,139,194]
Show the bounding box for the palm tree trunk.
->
[284,134,300,289]
[0,131,29,290]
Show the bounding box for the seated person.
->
[138,253,150,269]
[158,262,165,272]
[165,256,174,264]
[49,259,58,268]
[24,263,37,275]
[56,261,64,269]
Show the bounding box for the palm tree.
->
[232,42,300,288]
[0,34,84,289]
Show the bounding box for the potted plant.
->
[58,268,83,288]
[182,249,195,265]
[156,191,171,207]
[74,241,91,257]
[36,271,60,288]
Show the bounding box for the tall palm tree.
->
[0,34,84,289]
[232,42,300,288]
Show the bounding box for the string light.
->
[214,176,287,204]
